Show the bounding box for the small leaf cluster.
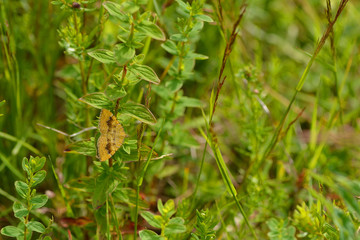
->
[140,199,186,239]
[293,202,339,240]
[266,218,296,240]
[57,14,93,59]
[1,156,50,240]
[190,209,217,240]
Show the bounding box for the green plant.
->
[190,209,217,240]
[293,202,338,240]
[140,199,186,240]
[266,218,296,240]
[0,156,51,239]
[1,0,359,239]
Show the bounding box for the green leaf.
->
[15,181,29,199]
[103,1,128,21]
[175,0,189,10]
[178,96,203,108]
[185,52,208,60]
[27,221,46,233]
[170,34,187,42]
[64,140,97,157]
[140,211,162,228]
[30,194,48,210]
[43,236,52,240]
[0,226,24,237]
[194,14,214,22]
[139,230,165,240]
[92,170,118,209]
[266,218,296,240]
[164,217,186,235]
[119,102,156,125]
[121,1,139,13]
[137,21,165,41]
[88,49,115,64]
[114,44,135,65]
[32,170,46,186]
[51,0,63,6]
[161,40,178,55]
[166,79,183,93]
[105,84,127,100]
[128,64,160,84]
[29,156,46,172]
[162,199,176,219]
[13,201,29,219]
[157,199,164,216]
[22,157,30,176]
[79,93,114,109]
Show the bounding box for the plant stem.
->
[134,121,165,239]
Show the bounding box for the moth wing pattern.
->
[97,109,126,161]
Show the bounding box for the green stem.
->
[109,195,123,240]
[134,120,165,239]
[106,195,110,240]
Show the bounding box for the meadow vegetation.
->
[0,0,359,239]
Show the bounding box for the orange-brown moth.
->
[97,109,126,161]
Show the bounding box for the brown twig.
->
[210,4,246,122]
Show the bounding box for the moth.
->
[97,109,126,161]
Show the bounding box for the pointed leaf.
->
[185,52,208,60]
[88,49,115,64]
[79,93,114,109]
[175,0,189,10]
[161,40,178,55]
[119,102,156,125]
[137,21,165,41]
[103,1,128,21]
[65,140,97,157]
[128,64,160,84]
[170,34,187,42]
[194,14,214,22]
[140,211,161,228]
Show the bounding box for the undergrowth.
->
[0,0,359,239]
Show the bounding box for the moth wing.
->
[97,135,112,161]
[114,124,126,148]
[98,109,113,134]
